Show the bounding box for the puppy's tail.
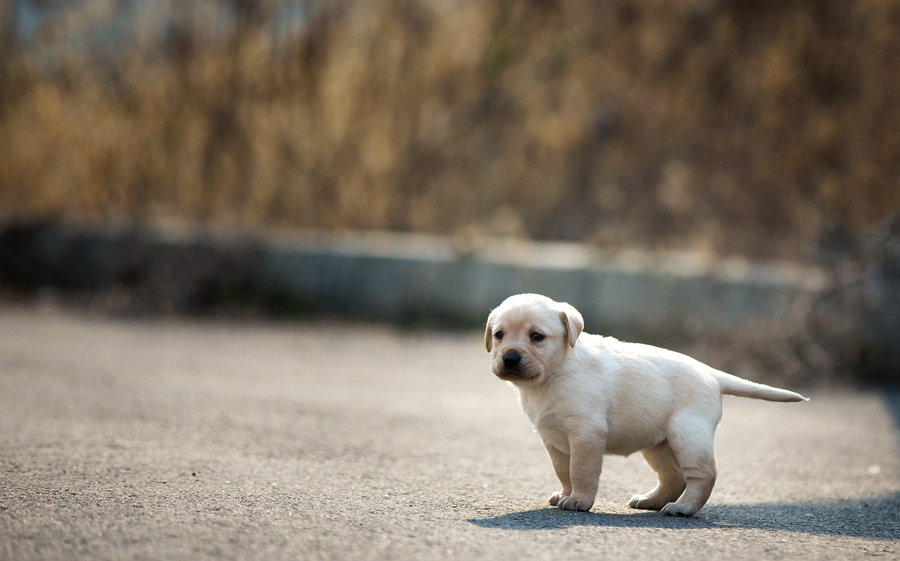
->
[713,370,808,402]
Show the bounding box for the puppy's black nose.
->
[503,351,521,367]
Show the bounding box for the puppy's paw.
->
[660,502,698,517]
[628,494,666,511]
[556,493,594,512]
[548,492,569,506]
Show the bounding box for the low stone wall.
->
[0,221,824,339]
[261,230,826,340]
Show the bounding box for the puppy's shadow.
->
[469,493,900,541]
[468,507,708,531]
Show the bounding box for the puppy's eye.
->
[495,331,504,340]
[531,332,545,342]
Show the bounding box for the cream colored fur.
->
[485,293,807,517]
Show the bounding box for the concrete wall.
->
[0,221,825,340]
[262,230,825,337]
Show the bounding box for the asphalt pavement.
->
[1,306,898,560]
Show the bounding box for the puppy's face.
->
[485,294,584,385]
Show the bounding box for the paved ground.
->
[1,307,898,560]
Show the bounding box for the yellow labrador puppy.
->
[485,293,807,517]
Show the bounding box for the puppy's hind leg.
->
[661,417,717,517]
[627,440,686,511]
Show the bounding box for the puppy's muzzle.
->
[496,349,535,381]
[503,351,522,368]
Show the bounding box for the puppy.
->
[485,293,807,517]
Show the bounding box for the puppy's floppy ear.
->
[558,303,584,348]
[484,310,495,353]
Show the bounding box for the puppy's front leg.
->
[556,427,606,512]
[544,443,571,506]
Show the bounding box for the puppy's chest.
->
[523,403,572,455]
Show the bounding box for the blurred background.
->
[0,0,899,385]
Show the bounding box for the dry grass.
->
[2,0,900,260]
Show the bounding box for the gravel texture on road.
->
[1,308,898,560]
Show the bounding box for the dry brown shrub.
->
[2,0,900,260]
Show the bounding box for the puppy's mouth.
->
[492,364,541,383]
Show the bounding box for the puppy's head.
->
[484,294,584,385]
